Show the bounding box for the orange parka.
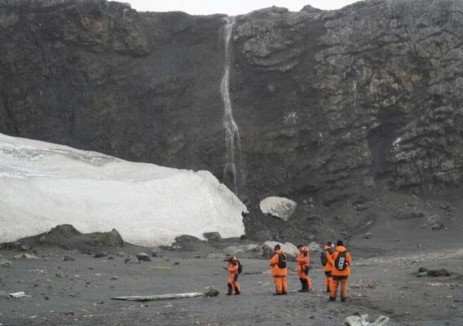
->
[227,259,239,284]
[322,245,333,273]
[296,250,310,279]
[269,249,287,277]
[328,245,352,277]
[228,260,239,274]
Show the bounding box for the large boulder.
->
[262,241,299,261]
[259,196,297,221]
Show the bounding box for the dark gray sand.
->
[1,191,463,325]
[1,241,462,325]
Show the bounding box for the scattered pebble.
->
[136,253,151,262]
[0,259,12,267]
[63,255,76,262]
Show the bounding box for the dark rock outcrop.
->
[0,224,125,251]
[1,0,462,241]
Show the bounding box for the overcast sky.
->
[120,0,362,15]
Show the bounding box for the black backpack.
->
[237,260,243,274]
[277,253,287,269]
[334,251,348,271]
[303,265,310,275]
[320,251,328,267]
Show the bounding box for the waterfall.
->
[220,17,241,194]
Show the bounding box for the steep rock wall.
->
[0,0,228,175]
[231,1,463,205]
[1,0,462,240]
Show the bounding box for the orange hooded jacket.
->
[228,259,239,274]
[322,245,333,272]
[296,248,310,278]
[269,249,287,277]
[328,245,352,277]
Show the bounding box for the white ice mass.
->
[0,133,247,247]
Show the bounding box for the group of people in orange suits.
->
[225,240,352,301]
[268,240,352,301]
[323,240,353,302]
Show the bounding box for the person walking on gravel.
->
[328,240,352,302]
[269,244,288,295]
[224,255,241,295]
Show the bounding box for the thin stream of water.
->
[220,17,241,194]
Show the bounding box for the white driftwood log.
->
[111,286,219,301]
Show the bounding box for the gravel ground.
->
[1,240,462,325]
[1,191,463,325]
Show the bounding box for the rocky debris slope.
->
[1,0,462,241]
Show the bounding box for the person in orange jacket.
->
[328,240,352,302]
[269,244,288,295]
[224,255,241,295]
[321,241,335,293]
[296,245,312,292]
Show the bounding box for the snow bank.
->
[0,133,247,247]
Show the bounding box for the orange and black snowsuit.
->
[322,244,334,293]
[269,249,288,295]
[328,245,352,301]
[296,247,312,292]
[226,257,241,295]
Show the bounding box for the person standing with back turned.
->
[321,241,335,293]
[269,244,288,295]
[328,240,352,302]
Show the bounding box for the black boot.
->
[298,279,305,292]
[234,287,240,295]
[299,280,309,292]
[227,284,233,295]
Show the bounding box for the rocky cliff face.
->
[1,0,462,241]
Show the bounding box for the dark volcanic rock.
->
[136,252,151,261]
[203,232,222,242]
[1,0,463,241]
[0,0,227,174]
[169,235,203,251]
[417,267,452,277]
[1,224,125,251]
